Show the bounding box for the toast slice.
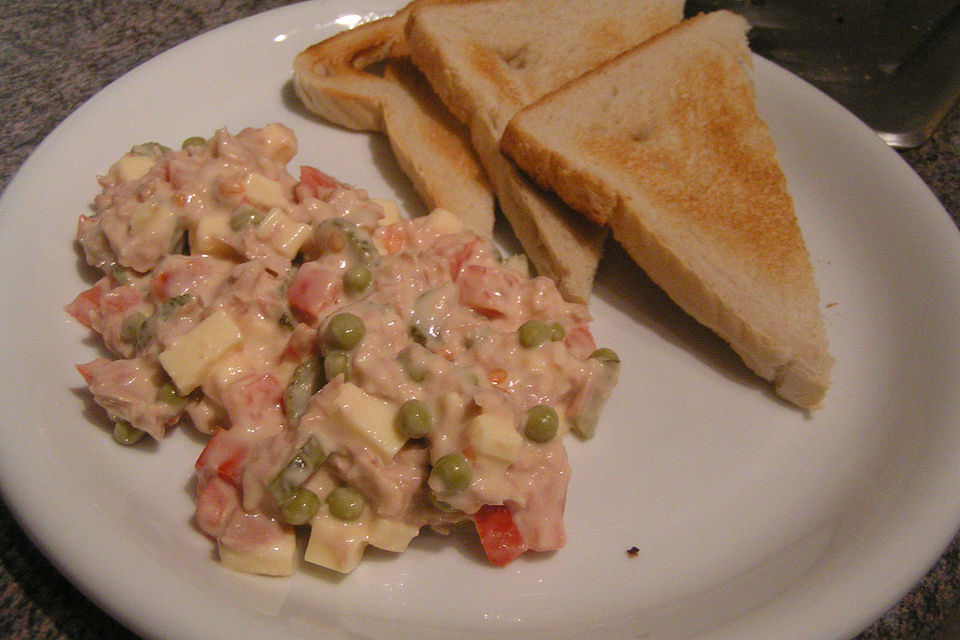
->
[293,0,495,236]
[501,11,833,407]
[406,0,684,302]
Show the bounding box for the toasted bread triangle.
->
[501,11,833,407]
[406,0,684,301]
[293,1,495,236]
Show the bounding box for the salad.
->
[67,123,619,574]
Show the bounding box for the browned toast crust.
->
[501,12,832,407]
[293,1,495,235]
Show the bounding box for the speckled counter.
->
[2,2,960,639]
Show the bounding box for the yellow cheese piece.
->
[190,213,235,258]
[129,202,177,240]
[372,198,402,227]
[466,412,522,464]
[243,173,289,209]
[116,154,156,182]
[255,208,311,259]
[304,507,369,573]
[217,527,297,577]
[332,383,406,460]
[159,309,243,394]
[367,516,420,552]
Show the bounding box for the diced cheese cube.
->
[259,122,296,163]
[255,207,311,259]
[129,202,178,241]
[190,213,235,258]
[244,173,289,209]
[217,526,297,577]
[331,383,406,460]
[427,207,465,234]
[116,154,156,182]
[367,516,420,552]
[159,309,243,394]
[372,198,402,227]
[304,507,369,573]
[466,412,522,464]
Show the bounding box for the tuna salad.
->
[67,123,619,574]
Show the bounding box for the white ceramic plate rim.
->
[2,2,960,640]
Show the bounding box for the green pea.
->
[397,399,431,438]
[156,382,185,405]
[404,361,427,383]
[120,312,148,345]
[281,487,320,525]
[590,348,620,364]
[130,142,169,157]
[181,136,207,149]
[110,263,134,286]
[323,350,351,382]
[230,207,264,231]
[156,294,191,318]
[269,437,327,504]
[525,405,559,442]
[518,320,551,348]
[397,347,427,382]
[327,486,365,521]
[113,420,144,445]
[427,491,457,513]
[342,265,372,295]
[325,312,365,350]
[548,321,565,341]
[432,453,471,494]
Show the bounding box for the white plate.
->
[2,2,960,639]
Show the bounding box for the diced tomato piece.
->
[298,165,339,199]
[196,429,249,487]
[150,256,229,302]
[101,285,144,316]
[434,235,486,280]
[195,475,240,538]
[486,368,508,385]
[150,270,171,301]
[457,264,522,319]
[65,278,110,329]
[221,374,283,433]
[563,324,596,358]
[473,504,528,567]
[286,262,341,323]
[381,222,406,255]
[75,360,104,385]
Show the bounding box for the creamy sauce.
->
[67,124,619,574]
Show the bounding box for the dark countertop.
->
[1,2,959,639]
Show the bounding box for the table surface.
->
[2,2,960,639]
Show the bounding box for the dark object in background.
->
[685,0,960,148]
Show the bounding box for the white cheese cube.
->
[129,202,178,241]
[217,526,296,577]
[332,383,406,460]
[466,412,522,464]
[372,198,403,227]
[304,507,369,573]
[259,122,296,163]
[244,173,289,209]
[367,516,420,552]
[255,207,311,259]
[159,309,243,394]
[427,207,465,234]
[116,154,156,182]
[190,214,235,258]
